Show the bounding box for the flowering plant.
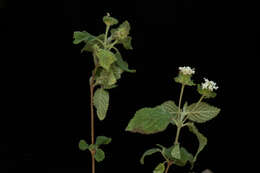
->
[73,13,135,173]
[126,66,221,173]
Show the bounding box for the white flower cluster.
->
[179,66,195,75]
[202,78,218,91]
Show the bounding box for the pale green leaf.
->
[174,73,195,86]
[115,51,136,73]
[126,106,173,134]
[171,143,181,159]
[174,147,193,167]
[140,148,161,164]
[94,148,105,162]
[96,49,117,70]
[95,68,117,87]
[187,102,220,123]
[120,36,133,50]
[111,63,123,80]
[73,31,96,44]
[153,163,165,173]
[81,34,105,52]
[103,16,118,26]
[78,140,89,151]
[160,101,178,121]
[186,123,207,166]
[93,88,109,120]
[96,136,112,146]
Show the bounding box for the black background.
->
[1,0,258,173]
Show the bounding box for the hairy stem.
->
[174,126,181,145]
[165,161,173,173]
[90,64,98,173]
[178,84,185,119]
[104,25,110,48]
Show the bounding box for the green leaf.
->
[160,101,178,122]
[174,73,195,86]
[186,123,207,166]
[126,106,173,134]
[115,51,136,73]
[197,84,217,98]
[174,147,194,167]
[140,148,161,164]
[103,15,118,26]
[78,140,89,151]
[153,163,165,173]
[96,136,112,146]
[120,36,133,50]
[96,49,117,70]
[95,68,117,87]
[171,143,181,159]
[81,34,105,52]
[112,21,130,40]
[111,63,123,80]
[73,31,96,44]
[89,144,97,151]
[94,148,105,162]
[93,88,109,120]
[187,102,220,123]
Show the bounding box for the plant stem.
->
[108,40,118,50]
[174,126,181,145]
[104,25,110,48]
[90,65,98,173]
[165,161,173,173]
[178,84,185,117]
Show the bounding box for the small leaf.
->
[115,51,136,73]
[93,88,109,121]
[96,49,117,70]
[94,148,105,162]
[174,147,194,167]
[112,21,130,40]
[89,144,97,151]
[153,163,165,173]
[78,140,89,151]
[187,102,220,123]
[103,15,118,26]
[111,63,123,80]
[174,73,195,86]
[120,36,133,50]
[126,106,173,134]
[81,34,105,52]
[96,136,112,146]
[95,68,117,88]
[140,148,161,164]
[186,123,207,166]
[73,31,96,44]
[171,143,181,159]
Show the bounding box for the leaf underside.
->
[93,88,109,120]
[140,148,161,164]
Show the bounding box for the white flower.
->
[202,78,218,91]
[179,66,195,75]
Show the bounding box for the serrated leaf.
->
[115,51,136,73]
[94,148,105,162]
[111,63,123,80]
[120,36,133,50]
[186,123,207,166]
[174,147,194,167]
[140,148,161,164]
[171,143,181,159]
[96,49,117,70]
[95,68,117,87]
[187,102,220,123]
[78,140,89,151]
[112,21,130,40]
[81,34,105,52]
[96,136,112,146]
[73,31,96,44]
[93,88,109,121]
[126,106,173,134]
[153,163,165,173]
[160,101,178,121]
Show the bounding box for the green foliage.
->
[103,15,118,26]
[96,136,112,146]
[187,102,220,123]
[140,148,161,164]
[171,143,181,159]
[174,147,194,167]
[95,48,117,70]
[93,88,109,121]
[81,34,105,53]
[174,72,195,86]
[79,140,89,151]
[160,101,178,122]
[95,148,105,162]
[73,31,96,45]
[153,163,165,173]
[126,106,173,134]
[114,51,136,73]
[112,21,130,40]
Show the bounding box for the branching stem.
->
[165,161,173,173]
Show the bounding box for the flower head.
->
[202,78,218,91]
[179,66,195,75]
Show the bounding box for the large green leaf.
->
[78,140,89,151]
[73,31,96,44]
[94,148,105,162]
[174,147,194,167]
[126,106,173,134]
[96,49,117,70]
[93,88,109,120]
[115,51,136,73]
[187,102,220,123]
[186,123,207,166]
[160,101,178,122]
[171,143,181,159]
[96,136,112,146]
[140,148,161,164]
[153,163,165,173]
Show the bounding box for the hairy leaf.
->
[73,31,96,44]
[186,123,207,166]
[81,34,105,52]
[93,88,109,120]
[120,36,133,50]
[94,148,105,162]
[115,51,136,73]
[111,63,123,80]
[153,163,165,173]
[103,15,118,26]
[160,101,178,121]
[126,106,173,134]
[96,49,117,70]
[95,68,117,87]
[96,136,112,146]
[174,147,194,167]
[140,148,161,164]
[171,143,181,159]
[187,102,220,123]
[78,140,89,151]
[112,21,130,40]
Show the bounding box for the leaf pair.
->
[78,136,111,162]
